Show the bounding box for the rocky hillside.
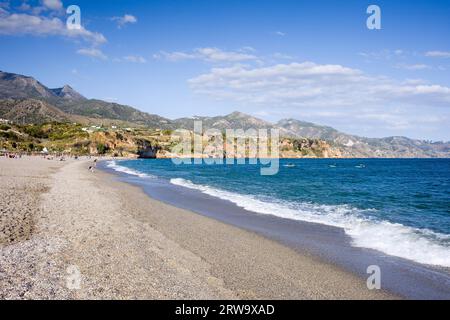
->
[0,99,130,127]
[173,111,278,131]
[0,122,339,159]
[0,71,170,128]
[0,71,56,100]
[276,118,450,158]
[59,99,171,127]
[277,119,342,140]
[50,85,86,102]
[0,99,72,124]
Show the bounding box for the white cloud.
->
[395,63,430,70]
[77,48,107,60]
[273,31,286,36]
[112,14,137,28]
[425,51,450,58]
[0,9,106,45]
[403,79,427,85]
[239,46,256,53]
[197,47,257,62]
[154,47,258,63]
[272,52,295,60]
[358,49,406,61]
[17,2,31,11]
[353,112,443,130]
[123,55,147,63]
[154,51,195,61]
[188,61,450,133]
[42,0,62,11]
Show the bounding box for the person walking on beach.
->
[88,158,97,172]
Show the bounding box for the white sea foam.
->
[106,161,154,179]
[170,178,450,268]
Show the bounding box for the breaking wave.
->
[106,160,155,179]
[170,178,450,267]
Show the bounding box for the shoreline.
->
[100,159,450,300]
[1,156,396,299]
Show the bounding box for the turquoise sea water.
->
[106,158,450,268]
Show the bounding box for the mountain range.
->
[0,70,449,158]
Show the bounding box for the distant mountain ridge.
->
[0,71,56,100]
[0,71,171,127]
[276,118,450,158]
[0,70,449,158]
[50,85,86,102]
[58,99,171,127]
[172,111,279,131]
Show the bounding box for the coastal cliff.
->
[0,122,341,158]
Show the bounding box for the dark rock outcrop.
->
[137,140,161,159]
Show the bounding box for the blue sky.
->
[0,0,449,140]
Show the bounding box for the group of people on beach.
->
[0,152,21,159]
[1,153,67,161]
[2,151,100,173]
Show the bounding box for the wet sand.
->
[0,157,395,299]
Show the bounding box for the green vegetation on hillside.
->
[0,122,341,158]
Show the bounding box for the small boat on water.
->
[283,163,296,168]
[329,164,337,168]
[355,164,366,168]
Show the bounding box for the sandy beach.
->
[0,157,395,299]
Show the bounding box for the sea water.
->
[106,158,450,268]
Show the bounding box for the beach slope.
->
[0,157,395,299]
